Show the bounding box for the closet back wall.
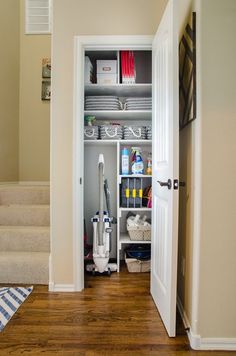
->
[51,0,168,285]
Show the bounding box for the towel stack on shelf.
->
[123,126,146,140]
[146,126,152,140]
[124,97,152,111]
[85,96,122,111]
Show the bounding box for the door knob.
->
[157,179,172,190]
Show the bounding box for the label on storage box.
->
[97,60,117,74]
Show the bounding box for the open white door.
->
[151,0,179,337]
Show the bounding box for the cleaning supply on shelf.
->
[121,148,129,175]
[143,185,152,208]
[131,147,144,174]
[85,115,96,126]
[146,152,152,175]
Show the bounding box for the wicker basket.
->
[125,254,150,273]
[127,225,151,241]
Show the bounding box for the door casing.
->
[73,35,153,291]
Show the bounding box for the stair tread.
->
[0,251,49,257]
[0,251,49,284]
[0,204,49,208]
[0,185,49,190]
[0,226,50,230]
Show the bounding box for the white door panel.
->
[151,0,179,337]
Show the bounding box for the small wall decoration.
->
[42,58,51,78]
[41,80,51,100]
[179,12,196,129]
[41,58,51,101]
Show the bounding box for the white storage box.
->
[125,254,150,273]
[84,56,93,84]
[97,60,117,74]
[97,60,117,84]
[97,73,117,85]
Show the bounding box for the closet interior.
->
[83,49,152,273]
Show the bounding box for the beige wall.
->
[51,0,167,284]
[178,0,236,340]
[198,0,236,338]
[0,0,20,182]
[19,0,51,181]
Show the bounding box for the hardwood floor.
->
[0,267,232,355]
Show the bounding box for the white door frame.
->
[73,35,153,291]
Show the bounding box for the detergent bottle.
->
[146,152,152,175]
[131,147,144,174]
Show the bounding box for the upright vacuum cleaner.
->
[86,154,117,275]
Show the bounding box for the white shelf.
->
[84,110,152,120]
[84,140,117,145]
[85,83,152,97]
[119,233,151,245]
[120,207,152,211]
[119,140,152,144]
[119,174,152,178]
[84,139,152,145]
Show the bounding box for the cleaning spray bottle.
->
[131,147,144,174]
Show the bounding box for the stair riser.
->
[0,190,49,205]
[0,254,49,284]
[0,230,50,252]
[0,207,50,226]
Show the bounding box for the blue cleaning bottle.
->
[121,148,129,175]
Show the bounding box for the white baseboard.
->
[177,295,236,351]
[48,282,76,292]
[199,338,236,351]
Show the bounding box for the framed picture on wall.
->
[41,80,51,100]
[42,58,51,78]
[179,12,196,129]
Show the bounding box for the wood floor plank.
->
[0,268,232,355]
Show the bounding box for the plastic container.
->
[121,148,129,175]
[146,152,152,175]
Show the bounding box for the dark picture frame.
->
[179,12,196,129]
[41,80,51,100]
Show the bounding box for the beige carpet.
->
[0,185,50,284]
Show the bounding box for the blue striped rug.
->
[0,286,33,332]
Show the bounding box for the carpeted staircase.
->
[0,185,50,284]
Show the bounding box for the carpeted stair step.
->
[0,205,50,226]
[0,185,49,205]
[0,226,50,252]
[0,251,49,284]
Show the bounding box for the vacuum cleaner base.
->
[86,263,118,275]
